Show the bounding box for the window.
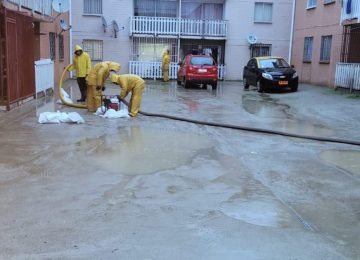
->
[254,2,273,23]
[58,35,64,60]
[83,40,103,61]
[49,32,56,61]
[307,0,317,9]
[181,2,223,20]
[320,35,332,63]
[250,44,272,57]
[134,0,177,17]
[131,37,178,62]
[324,0,335,4]
[303,37,313,62]
[84,0,102,15]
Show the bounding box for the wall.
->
[71,0,132,73]
[224,0,293,80]
[291,0,342,87]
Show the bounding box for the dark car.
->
[177,54,218,89]
[243,56,299,92]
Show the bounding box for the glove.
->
[102,87,106,91]
[96,86,101,91]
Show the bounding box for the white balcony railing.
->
[6,0,52,16]
[335,62,360,91]
[341,0,360,23]
[129,61,226,80]
[129,16,228,38]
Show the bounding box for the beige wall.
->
[291,0,342,87]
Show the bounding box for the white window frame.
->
[307,0,317,9]
[82,40,104,61]
[83,0,102,15]
[324,0,335,4]
[254,2,273,23]
[303,37,313,62]
[320,35,332,63]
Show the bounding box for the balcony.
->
[129,16,228,39]
[6,0,52,16]
[341,0,360,23]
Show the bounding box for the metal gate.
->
[0,7,35,111]
[341,24,360,63]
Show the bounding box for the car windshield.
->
[190,57,214,65]
[258,58,290,69]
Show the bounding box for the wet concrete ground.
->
[0,80,360,259]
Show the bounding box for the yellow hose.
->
[58,64,88,109]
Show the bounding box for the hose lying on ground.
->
[120,99,360,147]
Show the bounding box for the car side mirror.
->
[291,65,295,68]
[178,62,182,66]
[244,66,248,70]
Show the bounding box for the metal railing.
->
[129,61,226,80]
[341,0,360,23]
[6,0,52,16]
[335,62,360,91]
[129,16,228,37]
[35,59,54,95]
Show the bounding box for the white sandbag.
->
[38,111,85,124]
[95,102,129,119]
[56,89,74,104]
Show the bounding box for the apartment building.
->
[71,0,294,80]
[0,0,70,110]
[335,0,360,91]
[291,0,342,87]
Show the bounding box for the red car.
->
[177,54,218,89]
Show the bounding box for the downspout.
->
[288,0,296,64]
[69,0,73,78]
[178,0,181,62]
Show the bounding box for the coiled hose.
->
[120,99,360,147]
[57,66,360,147]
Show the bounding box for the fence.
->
[6,0,52,16]
[129,61,226,80]
[129,16,228,37]
[335,62,360,91]
[35,59,54,96]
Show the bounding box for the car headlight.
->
[292,72,298,78]
[262,73,273,80]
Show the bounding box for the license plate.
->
[279,80,288,86]
[198,69,207,73]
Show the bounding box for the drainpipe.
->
[69,0,73,78]
[288,0,296,64]
[178,0,182,62]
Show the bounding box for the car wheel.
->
[291,86,298,92]
[257,81,265,93]
[212,82,217,90]
[177,79,181,85]
[184,79,191,89]
[243,77,249,90]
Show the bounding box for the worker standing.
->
[110,74,145,117]
[86,61,121,112]
[162,49,170,82]
[67,45,91,102]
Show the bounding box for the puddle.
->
[77,126,213,175]
[220,199,293,228]
[320,150,360,177]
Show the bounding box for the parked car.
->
[243,56,299,92]
[177,54,218,89]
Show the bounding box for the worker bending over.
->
[86,61,121,112]
[111,74,145,117]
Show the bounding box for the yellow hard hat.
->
[110,73,119,83]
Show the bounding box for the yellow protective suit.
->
[111,74,145,117]
[86,61,121,112]
[162,50,170,82]
[67,45,91,77]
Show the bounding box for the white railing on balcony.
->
[6,0,52,16]
[129,16,228,38]
[335,62,360,91]
[129,61,225,80]
[35,59,54,95]
[341,0,360,23]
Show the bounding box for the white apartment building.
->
[71,0,294,80]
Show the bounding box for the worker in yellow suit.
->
[110,74,145,117]
[67,45,91,102]
[86,61,121,112]
[162,49,170,82]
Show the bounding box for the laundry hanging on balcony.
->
[346,0,352,14]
